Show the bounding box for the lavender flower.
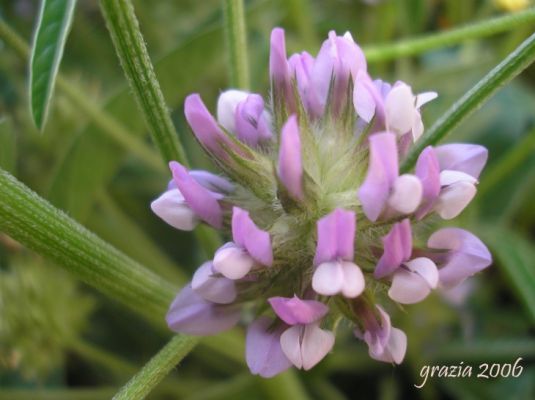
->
[155,27,492,377]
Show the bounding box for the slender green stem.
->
[113,335,198,400]
[401,32,535,172]
[222,0,250,89]
[478,126,535,197]
[99,0,189,166]
[0,167,176,325]
[364,7,535,63]
[0,19,164,172]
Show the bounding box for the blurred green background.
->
[0,0,534,399]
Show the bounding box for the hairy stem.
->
[222,0,250,89]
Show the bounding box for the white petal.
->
[385,84,415,135]
[301,323,335,370]
[191,262,237,304]
[412,111,424,141]
[340,261,365,298]
[415,91,438,108]
[312,261,345,296]
[440,169,478,186]
[388,174,422,214]
[388,268,432,304]
[213,244,255,280]
[280,326,303,369]
[435,181,476,219]
[216,90,249,132]
[384,328,407,364]
[405,257,439,289]
[151,189,199,231]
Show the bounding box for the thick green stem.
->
[0,19,164,172]
[0,168,175,325]
[401,32,535,172]
[364,7,535,63]
[112,335,198,400]
[222,0,250,89]
[99,0,189,166]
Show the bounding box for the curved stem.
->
[364,7,535,63]
[401,31,535,172]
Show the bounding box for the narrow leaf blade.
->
[30,0,77,130]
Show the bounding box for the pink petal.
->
[353,71,376,123]
[278,115,303,201]
[415,91,438,108]
[375,219,412,279]
[389,269,433,304]
[169,161,223,229]
[415,146,441,219]
[231,207,273,266]
[406,257,439,289]
[312,261,345,296]
[428,228,492,288]
[185,94,242,160]
[235,94,272,146]
[314,208,356,265]
[166,285,240,335]
[358,132,399,221]
[373,327,407,364]
[269,296,329,325]
[213,242,255,280]
[189,170,234,194]
[434,144,488,179]
[151,189,199,231]
[191,261,237,304]
[246,317,292,378]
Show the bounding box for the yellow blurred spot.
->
[496,0,531,12]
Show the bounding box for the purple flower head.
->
[166,285,240,336]
[246,317,292,378]
[312,209,365,298]
[158,27,491,377]
[428,228,492,288]
[278,115,304,201]
[358,132,422,221]
[354,305,407,364]
[213,207,272,280]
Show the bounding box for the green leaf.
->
[478,226,535,323]
[401,31,535,172]
[30,0,77,130]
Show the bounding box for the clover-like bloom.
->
[153,27,492,377]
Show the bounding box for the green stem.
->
[0,19,164,173]
[99,0,189,166]
[401,31,535,172]
[364,7,535,63]
[222,0,250,89]
[478,126,535,197]
[0,167,175,325]
[113,335,198,400]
